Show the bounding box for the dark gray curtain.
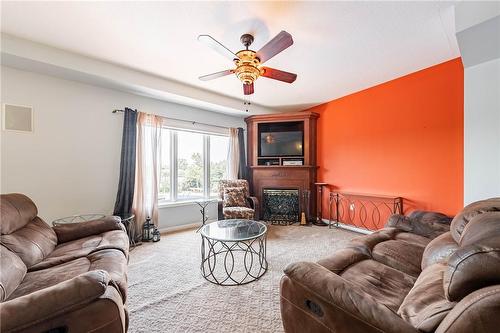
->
[113,108,138,215]
[237,127,247,180]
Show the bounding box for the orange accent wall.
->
[309,58,464,217]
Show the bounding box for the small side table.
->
[115,213,139,247]
[195,199,217,232]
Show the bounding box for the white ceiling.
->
[1,1,460,112]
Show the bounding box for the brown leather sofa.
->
[280,198,500,333]
[0,193,129,333]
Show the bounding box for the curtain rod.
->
[112,109,244,131]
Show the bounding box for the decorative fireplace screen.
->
[262,189,300,224]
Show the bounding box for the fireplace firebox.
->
[262,189,300,225]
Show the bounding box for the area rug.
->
[127,224,358,333]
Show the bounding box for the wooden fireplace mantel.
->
[245,112,319,221]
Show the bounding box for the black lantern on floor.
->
[142,216,155,242]
[152,228,161,242]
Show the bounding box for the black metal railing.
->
[329,192,403,231]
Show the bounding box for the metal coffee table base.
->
[200,235,267,286]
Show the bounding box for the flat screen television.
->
[260,131,303,157]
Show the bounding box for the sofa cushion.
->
[325,228,427,278]
[350,228,395,249]
[450,197,500,242]
[372,239,425,277]
[387,212,451,239]
[408,211,453,225]
[339,259,416,311]
[219,179,249,200]
[8,248,128,302]
[398,263,455,332]
[0,245,27,301]
[223,206,254,219]
[1,217,57,268]
[223,187,247,208]
[421,232,458,270]
[28,230,129,272]
[0,193,38,234]
[394,232,431,248]
[444,212,500,301]
[317,246,371,274]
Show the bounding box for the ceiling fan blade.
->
[255,31,293,64]
[198,35,238,61]
[261,67,297,83]
[199,69,234,81]
[243,83,254,95]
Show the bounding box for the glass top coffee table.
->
[200,219,268,286]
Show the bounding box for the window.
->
[158,131,171,201]
[177,131,204,200]
[209,135,229,197]
[158,128,228,203]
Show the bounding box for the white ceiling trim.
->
[1,34,274,117]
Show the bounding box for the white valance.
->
[161,117,229,136]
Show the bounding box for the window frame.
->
[158,127,228,205]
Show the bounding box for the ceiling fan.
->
[197,31,297,95]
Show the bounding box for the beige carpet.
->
[128,224,358,333]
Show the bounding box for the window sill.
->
[158,199,220,209]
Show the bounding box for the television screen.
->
[260,131,303,156]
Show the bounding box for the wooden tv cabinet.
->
[245,111,319,222]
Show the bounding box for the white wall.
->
[464,58,500,204]
[455,4,500,204]
[1,66,245,228]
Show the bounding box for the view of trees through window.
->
[177,131,204,199]
[159,130,171,200]
[209,135,229,197]
[159,128,228,202]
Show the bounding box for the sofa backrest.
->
[0,193,57,268]
[421,232,458,270]
[0,245,27,302]
[421,198,500,279]
[1,193,38,234]
[449,197,500,242]
[444,211,500,302]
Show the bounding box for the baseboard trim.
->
[158,220,216,234]
[322,219,373,235]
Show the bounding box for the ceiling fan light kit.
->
[234,50,261,85]
[198,30,297,96]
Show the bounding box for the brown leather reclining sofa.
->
[0,193,129,333]
[281,198,500,333]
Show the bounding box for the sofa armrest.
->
[386,212,451,239]
[281,262,418,333]
[54,216,125,244]
[247,196,260,220]
[0,270,115,332]
[435,285,500,333]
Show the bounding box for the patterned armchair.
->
[218,179,259,220]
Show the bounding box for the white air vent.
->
[2,104,33,132]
